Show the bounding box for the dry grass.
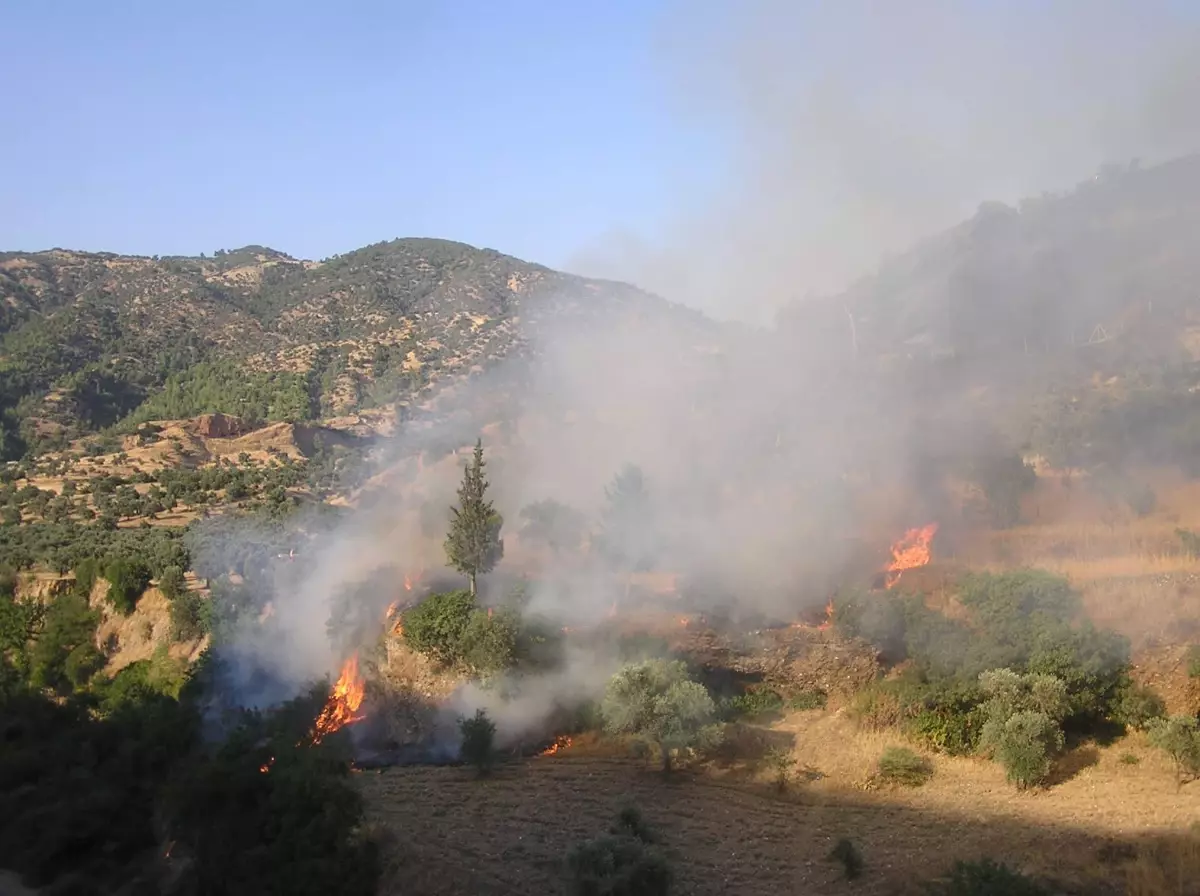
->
[363,716,1200,896]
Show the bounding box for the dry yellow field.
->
[363,716,1200,896]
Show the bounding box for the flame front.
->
[540,735,573,756]
[885,523,938,588]
[311,654,366,744]
[403,568,426,593]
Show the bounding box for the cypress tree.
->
[444,439,504,596]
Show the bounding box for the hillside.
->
[0,238,713,459]
[10,157,1200,896]
[782,153,1200,368]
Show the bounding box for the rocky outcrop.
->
[194,413,246,439]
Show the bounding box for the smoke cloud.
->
[575,0,1200,323]
[193,0,1200,751]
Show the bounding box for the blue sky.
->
[0,1,725,266]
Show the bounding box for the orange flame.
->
[259,756,275,774]
[885,523,938,588]
[385,601,399,619]
[540,735,573,756]
[403,573,413,591]
[311,654,366,744]
[818,597,834,631]
[403,568,426,593]
[678,616,690,627]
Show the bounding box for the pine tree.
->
[444,439,504,596]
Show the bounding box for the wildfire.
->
[311,654,367,745]
[790,598,835,631]
[403,568,426,592]
[678,616,690,627]
[259,756,275,774]
[885,523,939,588]
[385,601,399,619]
[540,735,573,756]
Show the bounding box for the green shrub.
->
[1147,715,1200,787]
[104,558,151,616]
[401,590,476,666]
[27,592,100,693]
[764,747,797,793]
[926,858,1050,895]
[601,659,719,774]
[1186,645,1200,679]
[988,711,1064,790]
[829,838,863,880]
[459,708,496,775]
[1112,680,1166,730]
[787,689,828,710]
[73,557,101,596]
[157,564,186,600]
[878,746,934,787]
[610,806,658,844]
[565,832,672,896]
[169,590,209,642]
[63,642,104,689]
[459,606,518,675]
[905,680,987,755]
[1119,752,1140,765]
[720,688,784,721]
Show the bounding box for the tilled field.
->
[361,745,1196,896]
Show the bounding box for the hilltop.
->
[0,237,714,459]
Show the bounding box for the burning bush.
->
[169,687,379,895]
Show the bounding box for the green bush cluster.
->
[877,746,934,787]
[1147,715,1200,787]
[459,708,497,775]
[837,571,1136,740]
[926,858,1051,896]
[720,687,784,721]
[566,808,672,896]
[0,657,379,896]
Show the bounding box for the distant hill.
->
[0,238,711,459]
[782,153,1200,372]
[778,153,1200,470]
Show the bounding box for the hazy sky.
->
[0,0,719,264]
[3,0,1199,307]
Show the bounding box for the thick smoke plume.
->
[577,0,1200,322]
[193,0,1200,750]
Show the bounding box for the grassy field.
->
[363,718,1200,895]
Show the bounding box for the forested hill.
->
[780,153,1200,374]
[0,238,708,459]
